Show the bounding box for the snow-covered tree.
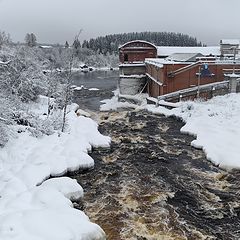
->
[25,33,37,47]
[65,41,69,48]
[0,31,11,49]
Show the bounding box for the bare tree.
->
[61,30,82,132]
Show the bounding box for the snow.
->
[102,91,240,169]
[157,46,220,57]
[73,86,99,91]
[0,60,11,65]
[147,93,240,169]
[221,39,240,45]
[167,53,201,62]
[100,93,137,111]
[39,45,53,49]
[89,88,100,91]
[73,85,86,91]
[119,40,157,50]
[94,67,118,71]
[119,74,146,78]
[158,100,182,108]
[224,73,240,78]
[0,96,110,240]
[100,90,147,111]
[119,63,145,67]
[76,109,91,118]
[145,58,179,67]
[26,95,54,116]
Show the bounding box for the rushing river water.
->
[71,71,240,240]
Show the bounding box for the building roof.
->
[157,46,220,57]
[119,40,157,50]
[220,39,240,45]
[167,53,203,62]
[145,58,180,68]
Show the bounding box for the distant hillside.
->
[82,32,203,55]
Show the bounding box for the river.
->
[72,70,119,111]
[70,70,240,240]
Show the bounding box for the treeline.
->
[82,32,203,55]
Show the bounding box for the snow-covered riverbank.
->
[0,96,110,240]
[101,92,240,170]
[147,93,240,169]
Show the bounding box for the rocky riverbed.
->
[71,110,240,240]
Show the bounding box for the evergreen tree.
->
[64,41,69,48]
[83,32,203,55]
[72,38,81,55]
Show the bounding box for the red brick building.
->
[119,40,157,63]
[145,59,239,97]
[119,40,240,98]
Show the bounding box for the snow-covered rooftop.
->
[119,40,157,49]
[119,62,145,67]
[145,58,182,67]
[157,46,220,57]
[220,39,240,45]
[167,53,203,62]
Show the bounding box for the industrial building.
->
[119,39,240,100]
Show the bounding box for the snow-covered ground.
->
[0,96,110,240]
[101,92,240,170]
[100,90,147,111]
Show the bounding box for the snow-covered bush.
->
[0,31,11,49]
[27,113,63,137]
[0,94,18,146]
[0,40,67,145]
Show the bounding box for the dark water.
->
[71,71,240,240]
[72,70,119,111]
[70,110,240,240]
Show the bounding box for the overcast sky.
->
[0,0,239,45]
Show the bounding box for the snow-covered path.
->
[0,100,111,240]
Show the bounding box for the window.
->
[124,54,128,62]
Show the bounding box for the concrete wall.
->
[119,65,146,75]
[119,76,147,95]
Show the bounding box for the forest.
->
[82,31,203,55]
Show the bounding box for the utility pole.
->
[197,64,201,98]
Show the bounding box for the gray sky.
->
[0,0,239,45]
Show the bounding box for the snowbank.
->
[147,93,240,169]
[0,96,110,240]
[100,90,147,111]
[100,94,137,111]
